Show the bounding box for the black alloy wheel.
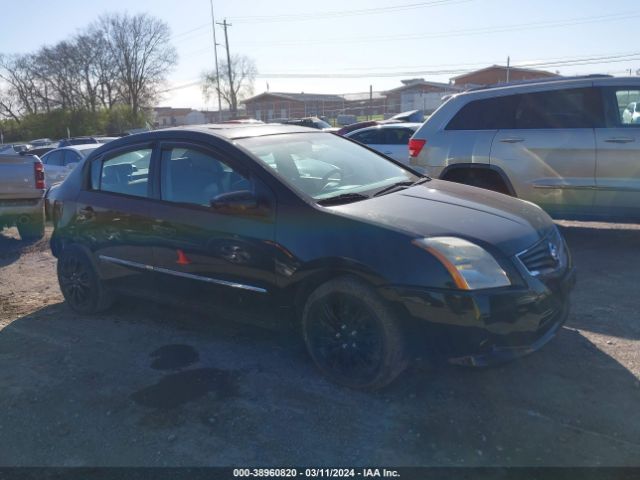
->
[57,245,114,314]
[303,277,406,390]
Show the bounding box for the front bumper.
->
[381,266,576,366]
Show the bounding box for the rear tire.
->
[57,245,114,314]
[17,214,45,242]
[302,277,407,390]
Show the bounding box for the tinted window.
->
[99,148,151,197]
[350,129,385,144]
[512,88,602,129]
[385,128,415,144]
[160,147,249,207]
[447,88,603,130]
[446,96,516,130]
[62,151,81,166]
[44,150,64,166]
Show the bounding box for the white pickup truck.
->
[0,154,46,240]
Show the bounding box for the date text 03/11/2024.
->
[232,468,400,478]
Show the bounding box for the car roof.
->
[79,123,325,157]
[158,123,321,139]
[467,76,634,97]
[450,76,640,102]
[63,144,100,151]
[45,144,99,154]
[345,122,422,136]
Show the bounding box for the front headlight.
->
[412,236,511,290]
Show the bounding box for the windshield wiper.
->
[373,177,431,197]
[317,192,370,206]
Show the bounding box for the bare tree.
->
[0,54,43,117]
[203,54,257,116]
[99,13,177,115]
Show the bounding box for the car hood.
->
[330,179,554,256]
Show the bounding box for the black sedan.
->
[49,124,575,389]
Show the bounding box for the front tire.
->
[302,277,407,390]
[57,245,114,314]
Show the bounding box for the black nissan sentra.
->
[49,124,575,389]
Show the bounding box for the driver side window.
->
[160,147,249,206]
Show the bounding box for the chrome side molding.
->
[98,254,267,293]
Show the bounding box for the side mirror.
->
[210,190,262,214]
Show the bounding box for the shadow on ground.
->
[558,224,640,340]
[0,227,49,268]
[0,296,638,466]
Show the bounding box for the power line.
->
[233,11,640,47]
[169,0,470,41]
[159,51,640,93]
[256,52,640,78]
[228,0,471,23]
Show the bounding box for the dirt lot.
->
[0,222,639,467]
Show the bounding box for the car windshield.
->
[237,132,419,201]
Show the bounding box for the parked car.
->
[221,119,264,125]
[28,138,54,147]
[49,124,574,389]
[0,144,31,155]
[57,136,105,147]
[345,122,421,165]
[0,154,45,240]
[622,101,640,124]
[40,144,99,186]
[279,117,332,130]
[21,146,55,158]
[409,76,640,220]
[336,111,426,136]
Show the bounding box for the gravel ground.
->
[0,222,639,467]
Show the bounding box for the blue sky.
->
[1,0,639,109]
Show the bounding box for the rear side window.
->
[350,129,385,145]
[44,150,64,166]
[94,148,152,198]
[385,128,415,144]
[62,151,81,166]
[446,96,516,130]
[446,88,603,130]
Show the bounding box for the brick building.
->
[152,107,237,127]
[242,92,345,121]
[452,65,559,89]
[384,79,461,115]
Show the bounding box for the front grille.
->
[517,229,566,276]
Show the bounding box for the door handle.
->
[500,137,524,143]
[383,151,393,155]
[604,137,635,144]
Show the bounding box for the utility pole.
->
[217,19,236,117]
[506,56,511,83]
[209,0,223,122]
[369,85,373,121]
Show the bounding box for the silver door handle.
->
[500,138,524,143]
[604,137,635,144]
